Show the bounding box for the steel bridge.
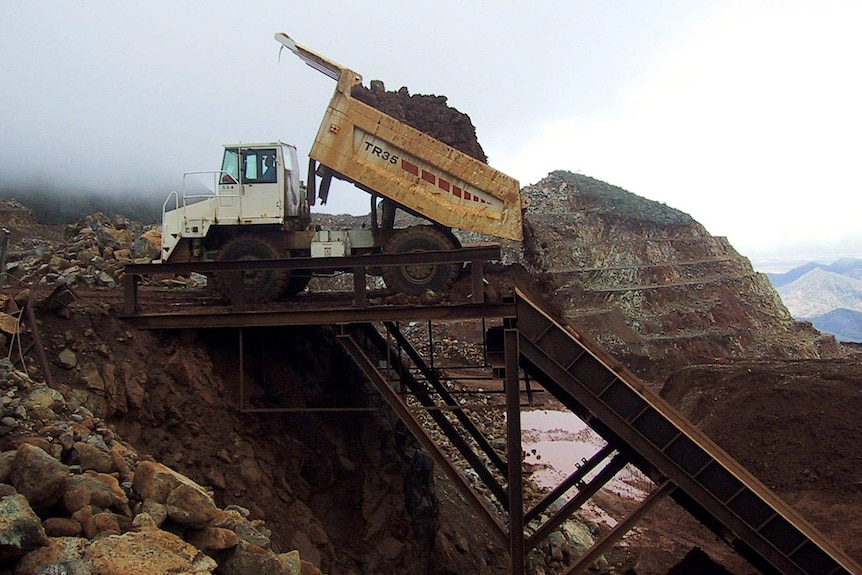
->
[121,250,861,575]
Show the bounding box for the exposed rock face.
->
[511,170,844,381]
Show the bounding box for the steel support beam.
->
[336,331,509,547]
[123,302,516,330]
[124,244,500,314]
[563,480,676,575]
[525,443,616,525]
[382,321,507,476]
[526,453,629,552]
[355,323,508,505]
[505,327,525,575]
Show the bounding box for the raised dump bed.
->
[276,33,526,242]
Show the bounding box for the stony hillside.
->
[508,170,843,382]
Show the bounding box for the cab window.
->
[221,149,239,184]
[243,149,278,184]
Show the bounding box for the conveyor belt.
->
[513,289,860,575]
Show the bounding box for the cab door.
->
[237,147,284,223]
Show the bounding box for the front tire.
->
[214,236,288,303]
[382,226,460,296]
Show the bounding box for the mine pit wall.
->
[100,323,439,575]
[473,171,845,383]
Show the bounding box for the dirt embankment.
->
[661,359,862,563]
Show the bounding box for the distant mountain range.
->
[769,257,862,342]
[768,257,862,287]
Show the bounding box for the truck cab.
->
[160,142,309,263]
[218,143,307,224]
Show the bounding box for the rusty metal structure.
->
[122,253,862,575]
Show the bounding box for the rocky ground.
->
[1,165,861,575]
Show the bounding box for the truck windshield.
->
[221,149,239,184]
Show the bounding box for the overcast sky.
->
[2,1,860,267]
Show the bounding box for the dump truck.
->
[158,33,526,302]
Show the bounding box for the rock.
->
[0,450,17,482]
[561,519,594,557]
[87,527,217,574]
[18,437,53,454]
[277,550,303,575]
[165,482,224,529]
[57,349,77,370]
[216,538,291,575]
[0,493,48,561]
[71,442,113,474]
[0,312,20,335]
[77,364,105,394]
[82,510,123,539]
[62,472,128,515]
[132,460,203,504]
[218,508,272,549]
[14,536,88,575]
[43,517,83,537]
[379,536,404,560]
[95,271,116,288]
[10,443,70,514]
[185,526,239,554]
[139,500,167,527]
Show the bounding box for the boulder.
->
[87,526,217,575]
[70,442,113,474]
[165,483,223,529]
[9,444,69,514]
[42,517,83,537]
[0,493,48,562]
[57,350,77,370]
[184,526,239,554]
[14,536,88,575]
[133,460,202,504]
[216,539,291,575]
[0,450,17,482]
[61,472,128,515]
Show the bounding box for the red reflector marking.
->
[438,178,450,192]
[421,170,436,184]
[328,124,339,134]
[402,159,419,176]
[453,186,462,198]
[464,192,472,201]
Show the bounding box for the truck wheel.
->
[282,270,312,298]
[382,227,460,296]
[215,236,288,303]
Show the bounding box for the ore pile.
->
[1,203,198,291]
[352,81,488,163]
[0,360,322,575]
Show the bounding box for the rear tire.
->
[382,227,460,296]
[214,236,288,303]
